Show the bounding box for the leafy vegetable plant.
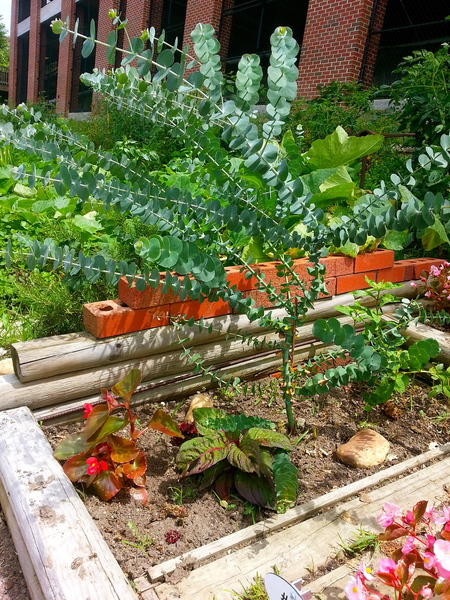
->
[176,408,298,513]
[53,368,183,505]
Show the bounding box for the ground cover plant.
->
[2,14,450,433]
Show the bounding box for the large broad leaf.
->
[108,434,140,463]
[122,451,147,480]
[214,470,235,500]
[176,433,228,476]
[378,523,409,541]
[244,428,293,450]
[234,470,276,510]
[193,409,274,434]
[90,470,123,501]
[227,442,258,474]
[421,218,450,250]
[199,462,229,490]
[147,409,184,438]
[272,452,298,513]
[304,126,383,169]
[111,368,142,402]
[382,230,409,251]
[54,433,91,460]
[241,237,272,263]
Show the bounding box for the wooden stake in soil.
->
[0,407,138,600]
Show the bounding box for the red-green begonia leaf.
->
[54,432,91,460]
[90,470,123,501]
[122,451,147,480]
[100,388,121,410]
[378,524,409,541]
[199,462,228,490]
[63,450,92,482]
[234,470,276,510]
[84,404,110,440]
[147,409,184,438]
[412,500,428,524]
[87,414,129,444]
[109,434,140,463]
[111,368,142,402]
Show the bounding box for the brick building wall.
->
[9,0,388,113]
[8,0,18,105]
[297,0,387,99]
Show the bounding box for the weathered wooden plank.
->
[0,407,138,600]
[148,442,450,583]
[11,282,416,384]
[0,479,46,600]
[33,341,333,424]
[153,455,450,600]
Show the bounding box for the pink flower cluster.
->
[412,261,450,307]
[345,501,450,600]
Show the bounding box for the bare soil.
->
[38,375,449,587]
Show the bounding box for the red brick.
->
[83,299,171,338]
[325,255,355,276]
[169,298,231,321]
[336,271,376,294]
[119,266,256,310]
[376,263,407,284]
[354,249,394,273]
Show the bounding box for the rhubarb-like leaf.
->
[272,452,298,513]
[122,451,147,479]
[176,432,228,475]
[193,408,274,433]
[109,434,140,463]
[244,428,293,450]
[215,470,234,500]
[227,443,258,474]
[54,432,91,460]
[234,470,276,510]
[199,462,228,490]
[111,368,142,402]
[147,409,184,438]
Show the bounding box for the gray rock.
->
[335,429,390,468]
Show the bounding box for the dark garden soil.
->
[40,375,450,587]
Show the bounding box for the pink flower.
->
[425,535,436,550]
[402,510,415,525]
[410,281,417,287]
[432,506,450,525]
[425,291,432,298]
[83,403,94,418]
[433,539,450,578]
[377,502,402,528]
[377,558,397,576]
[86,457,108,476]
[345,576,368,600]
[430,265,441,277]
[356,562,374,582]
[418,584,433,599]
[423,551,437,570]
[402,536,416,554]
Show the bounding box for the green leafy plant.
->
[121,521,154,558]
[384,43,450,146]
[338,526,379,558]
[300,279,447,408]
[53,369,183,504]
[176,408,298,513]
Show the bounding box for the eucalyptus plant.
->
[1,15,449,430]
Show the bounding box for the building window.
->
[41,0,53,7]
[18,0,31,23]
[39,17,60,103]
[161,0,187,48]
[70,0,99,112]
[372,0,450,86]
[17,33,29,103]
[221,0,309,73]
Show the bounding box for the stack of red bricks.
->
[83,250,440,339]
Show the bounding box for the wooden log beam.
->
[33,340,335,425]
[11,282,417,384]
[0,407,138,600]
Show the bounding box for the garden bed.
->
[43,375,450,585]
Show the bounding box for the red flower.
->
[165,530,181,544]
[83,403,94,418]
[86,457,108,476]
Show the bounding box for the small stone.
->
[0,358,13,375]
[184,392,213,423]
[335,429,390,468]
